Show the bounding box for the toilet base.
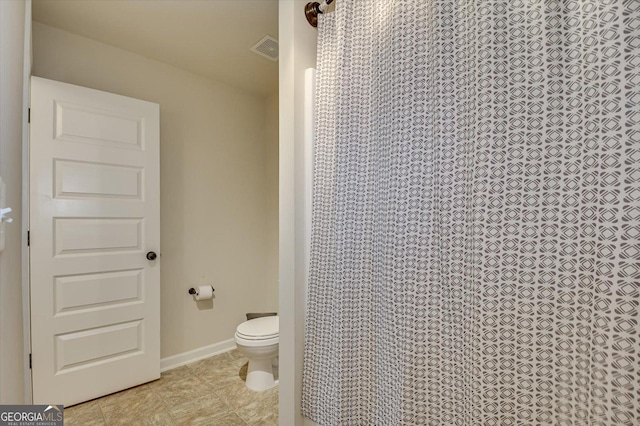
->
[246,357,277,391]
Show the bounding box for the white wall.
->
[32,22,279,359]
[0,0,27,404]
[278,1,317,424]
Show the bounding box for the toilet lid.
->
[236,316,279,340]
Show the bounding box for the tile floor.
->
[63,349,278,425]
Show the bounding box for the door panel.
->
[54,160,143,200]
[30,76,160,406]
[54,269,143,314]
[54,320,143,372]
[54,101,143,149]
[54,218,143,255]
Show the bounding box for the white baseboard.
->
[160,338,236,372]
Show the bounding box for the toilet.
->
[234,316,279,391]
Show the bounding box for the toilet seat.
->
[236,316,278,339]
[234,316,279,347]
[235,334,278,347]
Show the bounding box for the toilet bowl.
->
[234,316,279,391]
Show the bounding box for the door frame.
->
[21,0,32,404]
[278,1,318,424]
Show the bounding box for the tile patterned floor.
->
[63,350,278,426]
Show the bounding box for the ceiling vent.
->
[250,35,279,62]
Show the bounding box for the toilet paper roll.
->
[195,285,214,301]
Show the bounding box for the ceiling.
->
[32,0,279,97]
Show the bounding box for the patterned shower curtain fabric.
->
[302,1,640,425]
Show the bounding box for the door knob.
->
[146,251,157,261]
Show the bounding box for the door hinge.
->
[27,230,30,246]
[29,354,32,369]
[28,108,30,123]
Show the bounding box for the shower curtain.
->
[302,1,640,425]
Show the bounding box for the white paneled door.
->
[29,77,160,406]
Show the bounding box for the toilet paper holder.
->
[188,286,215,295]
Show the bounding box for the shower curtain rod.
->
[305,0,335,28]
